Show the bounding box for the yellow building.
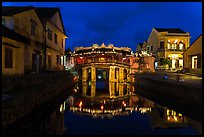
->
[2,6,67,74]
[183,34,202,75]
[2,25,29,75]
[35,7,68,71]
[2,6,45,73]
[147,28,191,70]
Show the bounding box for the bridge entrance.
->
[96,68,109,96]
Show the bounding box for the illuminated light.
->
[102,54,104,55]
[174,116,178,121]
[123,57,126,60]
[167,116,170,120]
[97,75,102,79]
[101,105,104,110]
[167,110,169,115]
[178,113,182,117]
[122,101,127,107]
[80,57,83,59]
[79,101,83,107]
[73,88,77,93]
[174,39,178,43]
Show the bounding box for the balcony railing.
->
[76,57,130,66]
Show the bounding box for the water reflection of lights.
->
[79,101,83,107]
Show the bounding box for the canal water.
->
[60,82,198,135]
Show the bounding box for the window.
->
[56,55,59,64]
[30,20,37,36]
[172,43,176,49]
[167,43,171,49]
[151,46,153,51]
[147,46,149,52]
[61,39,63,48]
[2,18,6,25]
[5,47,13,68]
[48,28,52,41]
[54,33,58,44]
[192,56,197,69]
[160,41,164,49]
[179,42,183,50]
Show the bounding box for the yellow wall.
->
[2,37,25,75]
[147,29,160,54]
[13,9,44,42]
[12,9,45,72]
[45,12,67,70]
[183,35,202,69]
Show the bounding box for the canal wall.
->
[134,72,202,122]
[2,71,76,131]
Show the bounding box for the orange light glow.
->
[79,101,83,107]
[101,105,104,110]
[122,101,127,107]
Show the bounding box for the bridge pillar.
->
[109,82,115,98]
[91,66,96,82]
[109,66,115,82]
[109,66,116,98]
[82,82,87,96]
[119,67,124,82]
[119,83,124,96]
[91,82,96,97]
[82,67,87,82]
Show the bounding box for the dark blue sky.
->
[2,2,202,52]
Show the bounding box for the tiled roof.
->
[35,7,66,36]
[34,7,59,19]
[2,6,34,16]
[2,6,66,36]
[2,25,30,44]
[154,28,186,33]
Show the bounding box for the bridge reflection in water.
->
[60,82,198,135]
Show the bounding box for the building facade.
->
[2,6,67,75]
[2,25,29,75]
[147,28,191,70]
[183,34,202,75]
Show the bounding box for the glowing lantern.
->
[79,101,83,107]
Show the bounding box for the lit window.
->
[179,43,183,50]
[172,43,176,49]
[192,56,197,69]
[167,43,171,49]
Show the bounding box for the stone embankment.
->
[2,71,76,130]
[134,72,202,121]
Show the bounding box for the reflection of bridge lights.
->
[122,101,127,107]
[101,105,104,110]
[174,116,178,121]
[73,88,77,92]
[79,101,83,107]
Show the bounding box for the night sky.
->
[2,2,202,52]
